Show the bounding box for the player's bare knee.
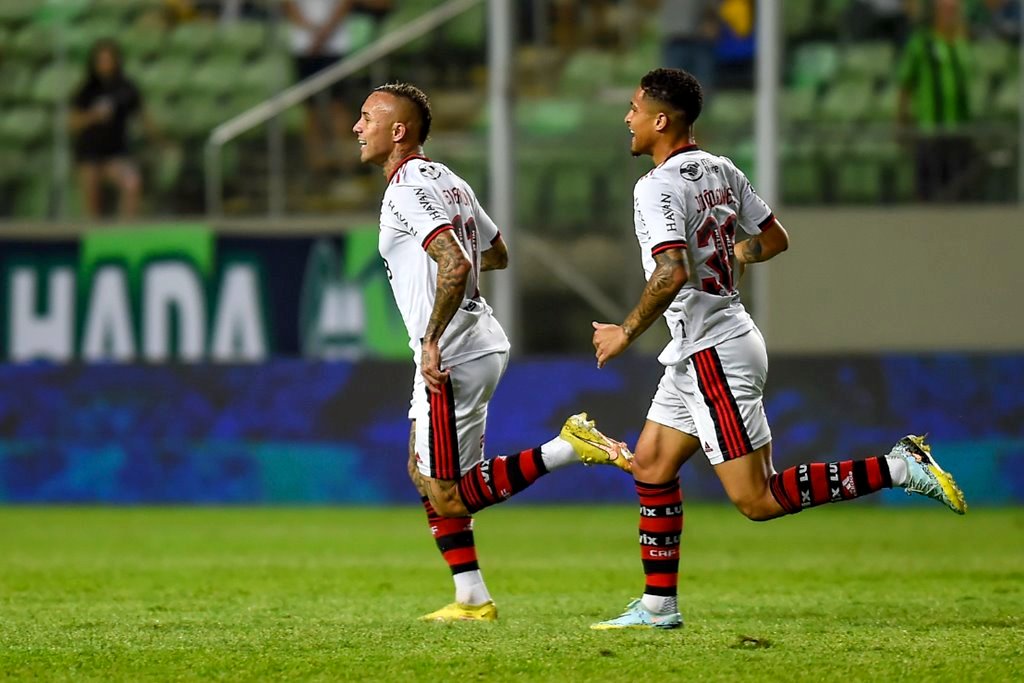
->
[734,496,778,522]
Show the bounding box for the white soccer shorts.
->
[646,328,772,465]
[409,350,509,479]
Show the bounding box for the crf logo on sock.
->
[648,548,679,558]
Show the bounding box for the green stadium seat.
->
[865,84,898,122]
[238,55,292,96]
[380,6,431,55]
[559,50,615,96]
[841,42,894,83]
[816,0,851,35]
[32,62,79,104]
[783,0,815,38]
[191,55,245,96]
[517,98,586,137]
[993,76,1019,120]
[139,58,194,98]
[782,88,818,125]
[789,43,839,89]
[819,81,870,122]
[781,144,823,205]
[10,23,53,61]
[445,3,484,52]
[0,107,51,145]
[972,40,1013,82]
[702,90,754,131]
[0,0,38,23]
[221,20,267,57]
[168,22,219,57]
[12,174,52,219]
[65,16,123,60]
[117,22,165,63]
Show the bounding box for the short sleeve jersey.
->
[378,155,509,366]
[632,145,775,366]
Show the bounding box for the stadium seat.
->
[221,20,267,58]
[517,98,586,137]
[0,107,51,146]
[783,0,815,39]
[118,22,165,63]
[993,76,1019,120]
[0,0,37,23]
[445,3,484,52]
[841,42,894,83]
[819,81,870,122]
[139,58,194,98]
[191,55,245,96]
[32,62,79,104]
[789,42,839,89]
[168,22,219,57]
[702,90,754,132]
[782,87,818,125]
[559,50,615,96]
[10,23,53,61]
[781,143,823,204]
[972,39,1013,83]
[238,55,292,97]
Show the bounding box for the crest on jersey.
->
[680,161,704,182]
[420,163,442,180]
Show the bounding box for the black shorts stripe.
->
[693,350,733,458]
[706,348,754,455]
[427,378,460,481]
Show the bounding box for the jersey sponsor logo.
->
[413,187,448,223]
[386,199,411,230]
[420,163,443,180]
[659,193,678,231]
[694,186,736,213]
[680,160,704,182]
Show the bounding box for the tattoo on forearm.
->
[424,233,469,343]
[621,249,687,341]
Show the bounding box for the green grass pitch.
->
[1,505,1022,681]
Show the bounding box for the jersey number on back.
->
[696,214,737,295]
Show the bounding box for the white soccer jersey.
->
[632,144,775,366]
[378,155,509,367]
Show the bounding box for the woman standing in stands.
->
[70,39,145,220]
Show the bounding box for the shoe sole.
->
[902,436,968,515]
[590,621,682,630]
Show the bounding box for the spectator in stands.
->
[659,0,720,94]
[284,0,392,175]
[898,0,975,201]
[70,39,146,220]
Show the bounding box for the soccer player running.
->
[353,82,633,623]
[590,69,968,630]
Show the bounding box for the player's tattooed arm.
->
[421,230,471,391]
[592,249,687,368]
[622,249,688,340]
[480,236,508,271]
[734,219,790,264]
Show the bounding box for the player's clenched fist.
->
[592,321,630,368]
[420,340,449,392]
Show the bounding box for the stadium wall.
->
[0,356,1020,505]
[767,206,1024,353]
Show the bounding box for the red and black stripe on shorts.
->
[692,347,753,460]
[427,376,460,480]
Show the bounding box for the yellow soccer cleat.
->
[418,601,498,623]
[889,434,968,515]
[560,412,633,473]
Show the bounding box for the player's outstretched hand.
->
[592,322,630,369]
[421,340,449,393]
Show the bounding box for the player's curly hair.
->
[640,68,703,125]
[374,82,432,144]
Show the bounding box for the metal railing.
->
[203,0,484,217]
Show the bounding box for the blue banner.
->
[0,355,1021,504]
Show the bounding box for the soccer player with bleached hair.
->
[353,82,633,622]
[590,68,968,630]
